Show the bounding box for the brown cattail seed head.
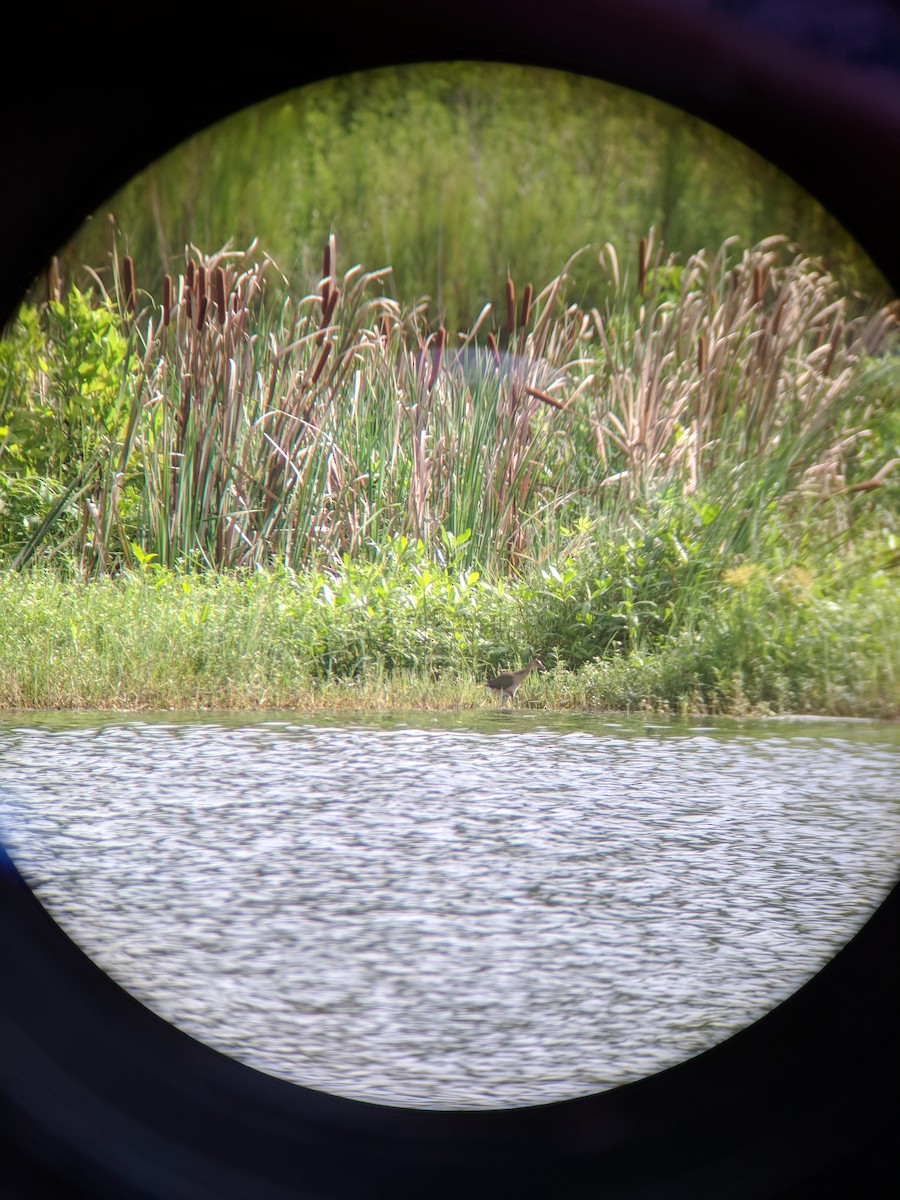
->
[311,339,332,384]
[196,294,209,330]
[428,327,446,390]
[122,255,136,313]
[187,261,195,291]
[318,287,340,344]
[196,264,207,302]
[214,267,227,327]
[505,278,515,337]
[525,385,568,411]
[773,298,786,335]
[752,265,765,305]
[325,285,340,325]
[322,235,336,311]
[697,334,707,374]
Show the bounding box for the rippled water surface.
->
[1,711,898,1108]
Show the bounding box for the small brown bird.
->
[484,659,544,707]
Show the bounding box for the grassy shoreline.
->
[5,565,898,719]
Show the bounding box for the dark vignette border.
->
[2,2,898,1197]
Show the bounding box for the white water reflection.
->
[1,712,898,1108]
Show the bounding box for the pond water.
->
[1,710,898,1109]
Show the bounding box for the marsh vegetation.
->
[1,65,897,716]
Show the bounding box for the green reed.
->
[2,232,896,586]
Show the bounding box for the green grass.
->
[3,553,898,717]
